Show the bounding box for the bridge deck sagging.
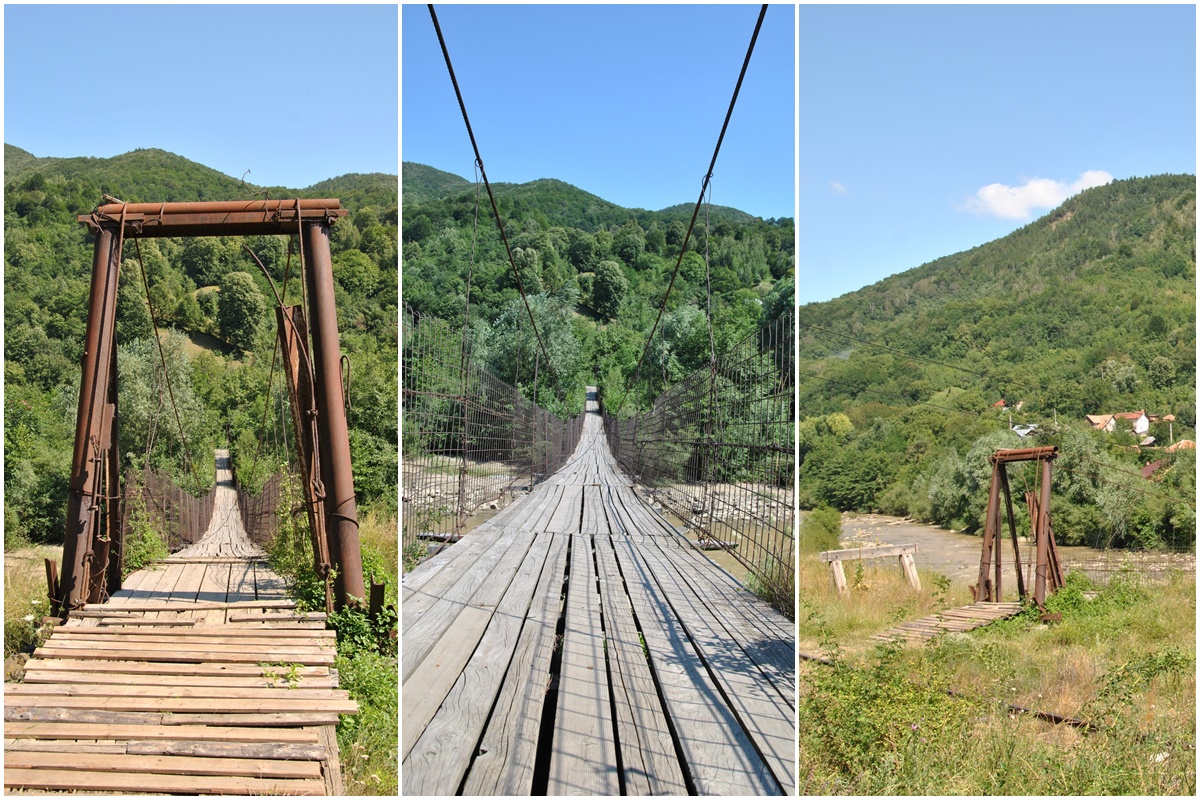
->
[403,395,795,796]
[4,451,354,796]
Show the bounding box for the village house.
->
[1085,410,1150,436]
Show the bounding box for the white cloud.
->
[963,170,1113,220]
[830,180,847,195]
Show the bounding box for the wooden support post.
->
[899,552,921,590]
[829,559,848,596]
[1035,457,1052,607]
[999,464,1026,601]
[975,460,1002,602]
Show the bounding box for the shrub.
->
[800,507,841,554]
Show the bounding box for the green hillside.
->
[401,161,794,414]
[799,174,1196,550]
[4,145,398,545]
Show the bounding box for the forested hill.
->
[402,161,795,414]
[798,173,1196,550]
[4,145,398,546]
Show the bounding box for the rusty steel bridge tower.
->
[56,199,365,617]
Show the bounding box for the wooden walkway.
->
[871,601,1024,644]
[403,391,795,796]
[5,451,355,796]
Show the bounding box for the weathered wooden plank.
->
[125,739,326,761]
[162,712,343,727]
[21,670,338,688]
[5,695,357,714]
[4,767,326,796]
[319,723,345,796]
[547,533,619,795]
[628,534,794,794]
[31,647,335,666]
[5,707,165,726]
[609,533,779,796]
[4,751,321,779]
[593,526,688,795]
[460,533,569,795]
[402,526,534,681]
[401,522,512,600]
[613,490,795,704]
[38,639,332,656]
[7,683,348,700]
[24,659,329,678]
[195,562,232,604]
[542,485,584,534]
[2,739,129,755]
[253,561,289,599]
[818,543,918,562]
[50,627,334,640]
[400,604,494,757]
[4,722,319,743]
[80,600,297,612]
[403,530,552,768]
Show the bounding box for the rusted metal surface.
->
[277,305,334,613]
[302,223,364,608]
[975,447,1063,605]
[61,228,122,614]
[59,198,364,618]
[603,310,795,616]
[401,305,585,549]
[78,199,347,239]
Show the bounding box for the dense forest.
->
[799,174,1196,550]
[401,161,795,415]
[4,145,398,547]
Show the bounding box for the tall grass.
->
[265,478,398,796]
[800,564,1196,795]
[3,545,60,663]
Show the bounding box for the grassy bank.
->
[4,544,60,665]
[269,502,398,796]
[800,554,1196,794]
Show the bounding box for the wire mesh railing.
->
[236,472,286,551]
[603,311,795,616]
[402,305,586,550]
[122,468,218,553]
[1059,547,1196,587]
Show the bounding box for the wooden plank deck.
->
[5,450,354,796]
[871,601,1024,643]
[402,390,796,796]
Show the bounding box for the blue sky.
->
[402,4,794,220]
[4,5,397,189]
[800,4,1196,304]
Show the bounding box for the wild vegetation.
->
[401,161,794,415]
[799,175,1196,550]
[4,144,398,547]
[799,555,1195,794]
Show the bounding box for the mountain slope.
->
[800,174,1195,419]
[402,161,774,229]
[797,173,1195,549]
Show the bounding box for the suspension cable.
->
[132,237,200,488]
[616,3,768,414]
[427,3,559,392]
